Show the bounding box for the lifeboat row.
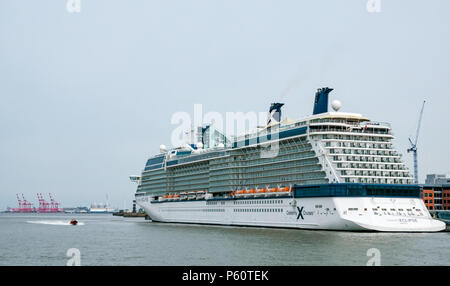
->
[156,187,292,202]
[158,190,207,202]
[231,187,292,198]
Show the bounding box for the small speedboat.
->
[70,219,78,225]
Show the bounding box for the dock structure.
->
[113,209,149,219]
[8,193,63,213]
[8,194,36,213]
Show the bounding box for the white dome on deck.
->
[331,100,342,111]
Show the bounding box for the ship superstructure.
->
[132,88,445,232]
[89,195,115,213]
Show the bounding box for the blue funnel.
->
[313,87,333,115]
[268,103,284,124]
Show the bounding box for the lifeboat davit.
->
[70,219,78,226]
[279,187,291,192]
[234,190,246,197]
[255,188,267,196]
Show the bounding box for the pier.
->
[112,210,149,219]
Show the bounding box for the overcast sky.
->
[1,0,449,210]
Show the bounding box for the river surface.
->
[0,213,448,266]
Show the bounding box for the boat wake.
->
[27,220,85,226]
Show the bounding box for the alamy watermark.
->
[366,248,381,266]
[170,104,280,158]
[66,248,81,266]
[366,0,381,13]
[66,0,81,13]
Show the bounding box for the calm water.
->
[0,213,448,266]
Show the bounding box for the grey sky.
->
[1,0,449,210]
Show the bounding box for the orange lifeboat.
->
[247,189,256,194]
[268,187,278,193]
[236,190,246,195]
[279,187,291,192]
[256,188,266,193]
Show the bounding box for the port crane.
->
[407,100,425,184]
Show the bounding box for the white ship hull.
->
[137,196,445,232]
[89,208,115,213]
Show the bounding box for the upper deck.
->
[135,87,414,197]
[143,110,394,172]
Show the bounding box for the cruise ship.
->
[132,88,445,232]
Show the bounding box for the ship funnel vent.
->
[267,103,284,125]
[313,87,333,115]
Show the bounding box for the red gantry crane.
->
[21,194,35,213]
[48,193,63,213]
[37,193,51,213]
[15,194,24,212]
